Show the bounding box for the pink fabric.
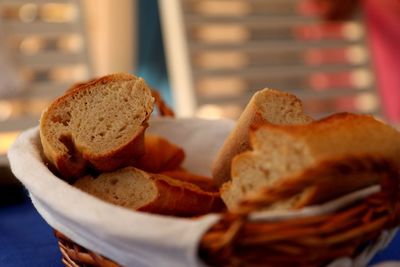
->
[363,0,400,122]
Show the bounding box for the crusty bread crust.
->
[212,88,312,186]
[74,167,225,216]
[249,112,400,161]
[133,134,185,173]
[139,174,225,216]
[40,73,154,181]
[228,155,398,211]
[64,73,136,94]
[160,170,218,192]
[222,112,400,211]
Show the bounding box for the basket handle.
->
[151,90,175,117]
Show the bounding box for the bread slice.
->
[161,170,219,192]
[133,135,185,173]
[230,155,397,211]
[40,73,154,181]
[74,167,225,216]
[212,88,313,186]
[222,113,400,210]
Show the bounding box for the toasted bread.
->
[212,88,312,186]
[74,167,225,216]
[222,113,400,210]
[40,73,154,181]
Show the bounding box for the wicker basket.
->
[45,91,400,266]
[53,157,400,267]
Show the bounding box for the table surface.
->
[0,188,62,267]
[0,187,399,267]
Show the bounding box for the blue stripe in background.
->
[137,0,173,108]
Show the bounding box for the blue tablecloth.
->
[0,187,399,267]
[0,189,62,267]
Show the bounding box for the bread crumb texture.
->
[39,73,154,179]
[223,113,400,210]
[74,167,157,209]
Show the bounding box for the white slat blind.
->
[0,0,91,162]
[160,0,379,120]
[0,0,91,126]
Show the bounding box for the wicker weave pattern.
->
[199,157,400,267]
[151,90,175,117]
[55,231,118,267]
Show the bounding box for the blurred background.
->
[0,0,399,173]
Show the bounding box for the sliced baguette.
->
[160,170,219,192]
[74,167,225,216]
[40,73,154,181]
[234,155,397,211]
[133,135,185,173]
[222,113,400,210]
[212,88,313,186]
